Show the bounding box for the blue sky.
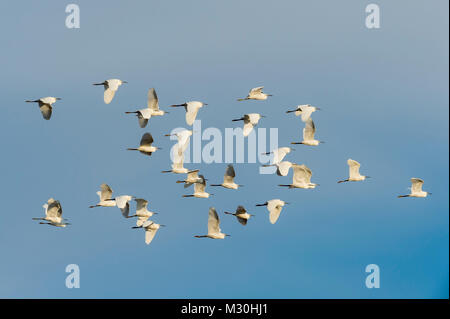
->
[0,1,448,298]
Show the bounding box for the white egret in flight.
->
[338,159,370,183]
[132,220,165,245]
[25,97,61,120]
[125,88,168,128]
[232,113,265,137]
[93,79,127,104]
[176,169,203,188]
[291,118,323,146]
[128,198,158,226]
[211,164,242,189]
[256,199,289,224]
[237,86,272,101]
[286,104,321,122]
[169,101,207,126]
[127,133,160,156]
[398,178,431,198]
[279,164,317,189]
[224,205,254,226]
[89,184,134,217]
[165,129,193,155]
[33,198,70,227]
[194,207,230,239]
[183,175,212,198]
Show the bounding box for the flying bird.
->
[89,184,134,217]
[128,198,158,226]
[165,129,193,155]
[25,97,61,120]
[291,118,323,146]
[182,175,212,198]
[211,164,242,189]
[194,207,230,239]
[263,161,294,176]
[338,159,370,183]
[256,199,288,224]
[161,145,190,174]
[176,169,203,188]
[132,220,165,245]
[279,164,317,189]
[125,88,168,128]
[224,205,254,225]
[398,178,431,198]
[237,86,272,101]
[93,79,127,104]
[169,101,207,126]
[32,198,70,227]
[127,132,160,156]
[286,104,321,122]
[232,113,265,137]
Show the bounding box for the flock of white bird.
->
[28,82,431,245]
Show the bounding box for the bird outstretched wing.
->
[39,104,52,120]
[147,88,159,111]
[303,118,316,141]
[140,133,154,147]
[100,184,113,201]
[411,178,424,193]
[347,159,361,179]
[208,207,221,234]
[223,165,236,184]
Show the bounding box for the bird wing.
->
[250,86,264,94]
[140,133,154,147]
[138,117,149,128]
[145,227,159,245]
[237,216,248,226]
[147,88,159,111]
[243,122,254,137]
[273,148,288,164]
[194,175,206,193]
[223,165,236,183]
[135,198,148,214]
[300,105,314,122]
[46,200,62,218]
[411,178,424,193]
[39,104,52,120]
[187,170,199,181]
[103,88,116,104]
[115,196,131,217]
[292,164,310,185]
[208,207,221,234]
[100,184,113,201]
[303,118,316,141]
[236,205,247,215]
[185,102,202,125]
[177,130,192,153]
[277,161,292,176]
[267,200,282,224]
[347,159,361,179]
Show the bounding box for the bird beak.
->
[164,134,173,137]
[131,226,141,229]
[286,109,296,113]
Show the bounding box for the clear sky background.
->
[0,1,448,298]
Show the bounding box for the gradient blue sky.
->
[0,1,448,298]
